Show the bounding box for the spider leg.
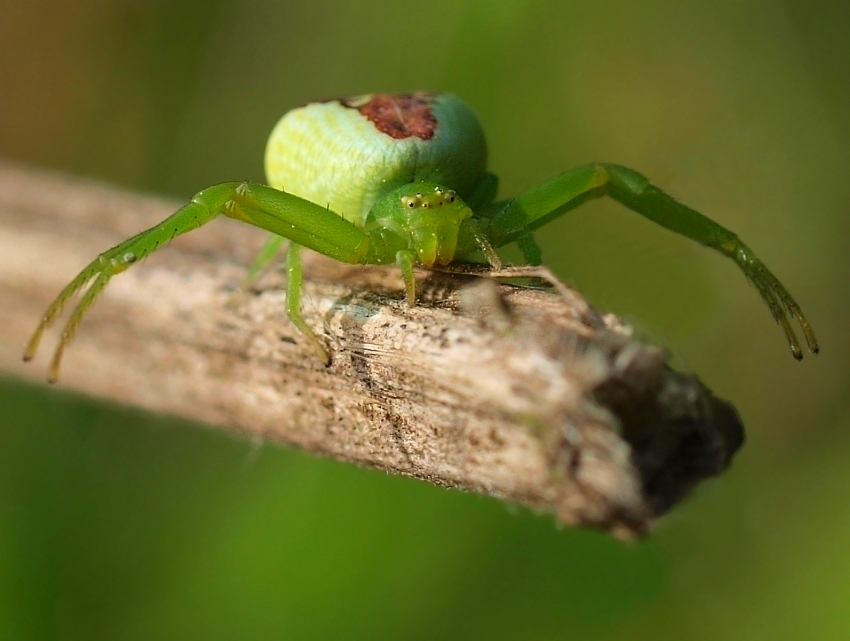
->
[246,234,288,289]
[466,219,502,270]
[516,232,543,266]
[487,163,817,359]
[285,243,329,365]
[395,250,418,305]
[227,234,288,308]
[25,181,370,381]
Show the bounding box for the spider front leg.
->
[486,163,818,359]
[25,182,371,381]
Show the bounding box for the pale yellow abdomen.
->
[264,93,487,226]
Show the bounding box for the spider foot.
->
[727,239,818,359]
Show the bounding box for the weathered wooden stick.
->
[0,161,743,538]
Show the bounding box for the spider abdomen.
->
[264,93,488,227]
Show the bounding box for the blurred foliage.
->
[1,0,849,639]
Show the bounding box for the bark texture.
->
[0,161,744,539]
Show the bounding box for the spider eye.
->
[408,202,415,208]
[449,196,455,202]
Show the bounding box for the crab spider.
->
[25,92,818,382]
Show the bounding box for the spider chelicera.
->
[25,92,818,382]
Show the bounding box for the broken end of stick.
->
[584,335,744,538]
[450,279,745,540]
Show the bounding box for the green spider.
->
[25,92,818,383]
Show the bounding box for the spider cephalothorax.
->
[25,92,818,382]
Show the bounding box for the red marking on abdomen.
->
[342,92,438,140]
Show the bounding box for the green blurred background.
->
[1,0,848,638]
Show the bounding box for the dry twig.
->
[0,161,743,539]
